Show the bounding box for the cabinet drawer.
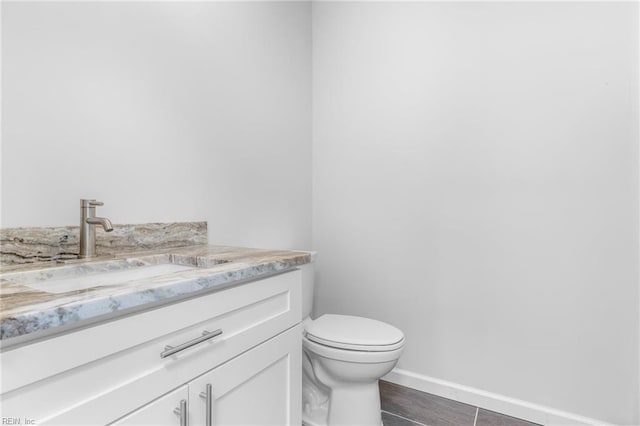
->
[1,270,301,424]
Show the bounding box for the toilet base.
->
[302,407,328,426]
[302,409,383,426]
[303,417,383,426]
[302,381,384,426]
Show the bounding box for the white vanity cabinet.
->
[0,270,302,426]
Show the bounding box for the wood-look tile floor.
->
[380,381,541,426]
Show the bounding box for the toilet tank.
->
[300,252,317,320]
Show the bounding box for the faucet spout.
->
[86,217,114,232]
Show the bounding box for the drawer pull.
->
[161,329,223,358]
[173,399,188,426]
[199,383,213,426]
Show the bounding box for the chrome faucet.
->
[79,199,114,259]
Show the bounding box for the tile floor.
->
[380,381,540,426]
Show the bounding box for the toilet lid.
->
[305,314,405,352]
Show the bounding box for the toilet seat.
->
[305,314,405,352]
[303,335,405,364]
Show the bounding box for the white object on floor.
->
[300,261,405,426]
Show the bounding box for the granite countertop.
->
[0,245,311,345]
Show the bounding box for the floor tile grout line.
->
[382,410,430,426]
[473,407,479,426]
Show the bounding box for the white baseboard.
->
[383,368,612,426]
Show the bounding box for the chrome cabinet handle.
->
[173,399,188,426]
[161,329,223,358]
[199,383,213,426]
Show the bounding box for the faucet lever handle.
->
[80,199,105,208]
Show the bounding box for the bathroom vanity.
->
[0,243,310,425]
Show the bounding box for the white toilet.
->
[301,261,405,426]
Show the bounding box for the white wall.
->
[312,2,639,424]
[1,1,312,250]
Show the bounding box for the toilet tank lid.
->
[305,314,405,351]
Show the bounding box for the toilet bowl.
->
[302,314,405,426]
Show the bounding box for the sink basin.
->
[3,255,230,294]
[23,263,196,294]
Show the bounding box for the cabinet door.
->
[110,385,189,426]
[190,325,301,426]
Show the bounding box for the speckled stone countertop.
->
[0,245,310,344]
